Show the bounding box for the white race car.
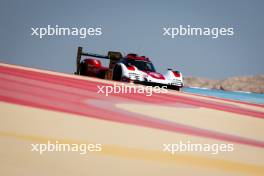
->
[112,54,184,90]
[75,47,184,91]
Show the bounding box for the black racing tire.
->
[168,85,181,91]
[112,65,122,81]
[175,86,181,91]
[96,70,107,79]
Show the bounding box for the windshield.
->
[126,59,156,72]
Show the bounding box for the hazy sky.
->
[0,0,263,79]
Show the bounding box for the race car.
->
[74,47,184,90]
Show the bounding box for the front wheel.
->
[168,85,181,91]
[173,86,181,91]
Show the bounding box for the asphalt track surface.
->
[0,63,263,176]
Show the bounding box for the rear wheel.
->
[97,70,107,79]
[112,65,122,81]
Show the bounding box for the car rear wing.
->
[75,46,123,75]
